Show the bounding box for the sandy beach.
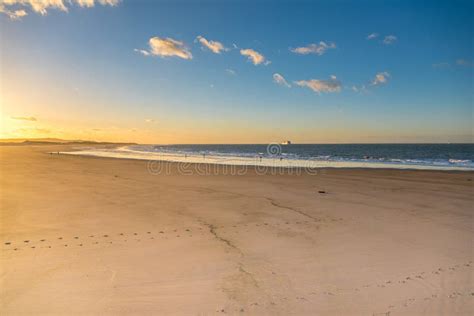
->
[0,144,472,315]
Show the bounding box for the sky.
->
[0,0,472,144]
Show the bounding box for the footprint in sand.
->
[5,242,11,245]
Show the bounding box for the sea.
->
[63,143,474,171]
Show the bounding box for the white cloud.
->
[371,72,390,85]
[240,48,269,65]
[76,0,95,7]
[0,0,119,18]
[225,68,236,75]
[137,37,192,60]
[290,41,336,56]
[367,33,378,40]
[273,73,291,88]
[11,116,37,121]
[145,119,155,123]
[195,35,228,54]
[383,35,397,45]
[294,76,341,94]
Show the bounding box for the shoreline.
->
[58,146,474,172]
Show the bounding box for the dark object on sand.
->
[318,190,326,194]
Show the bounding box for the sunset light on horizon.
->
[1,0,472,144]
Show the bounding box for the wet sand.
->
[1,145,473,315]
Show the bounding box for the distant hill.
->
[0,138,68,143]
[0,138,136,146]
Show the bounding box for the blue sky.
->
[0,0,472,143]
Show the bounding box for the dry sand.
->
[0,145,473,315]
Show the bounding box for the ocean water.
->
[63,143,474,171]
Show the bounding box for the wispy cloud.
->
[351,85,361,93]
[456,59,473,67]
[0,0,119,19]
[11,116,37,121]
[273,73,291,88]
[383,35,397,45]
[350,72,390,93]
[432,59,473,69]
[15,127,50,134]
[371,72,390,86]
[240,48,269,65]
[195,36,228,54]
[145,119,155,123]
[134,48,150,56]
[225,69,236,75]
[432,62,451,69]
[294,75,341,94]
[136,37,192,60]
[290,41,336,56]
[367,33,379,40]
[0,7,27,20]
[351,84,369,94]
